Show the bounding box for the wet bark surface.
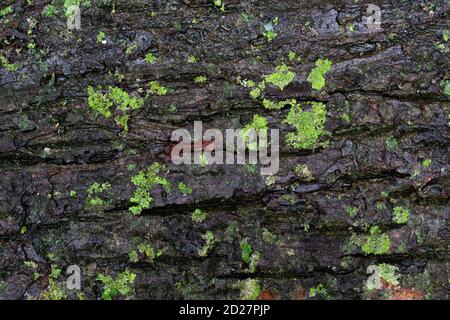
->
[0,0,449,300]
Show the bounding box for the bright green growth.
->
[307,59,332,90]
[422,159,432,167]
[148,81,168,96]
[178,182,192,196]
[87,86,144,131]
[393,206,410,224]
[87,86,112,117]
[379,263,400,286]
[194,75,207,84]
[128,250,138,263]
[240,114,268,150]
[198,231,215,257]
[188,55,198,63]
[69,190,77,198]
[125,44,137,55]
[192,209,207,223]
[43,5,56,17]
[240,239,252,264]
[0,5,13,18]
[441,80,450,97]
[284,102,328,149]
[97,270,136,300]
[345,206,359,218]
[96,31,106,44]
[40,265,67,300]
[289,51,302,63]
[264,64,295,90]
[0,55,18,72]
[309,283,328,298]
[20,226,27,234]
[362,226,390,255]
[213,0,225,12]
[129,163,171,215]
[262,228,277,243]
[294,164,314,181]
[199,154,208,167]
[86,181,110,207]
[137,243,157,262]
[144,52,157,64]
[239,279,261,300]
[262,98,296,110]
[263,18,279,42]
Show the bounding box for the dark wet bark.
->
[0,0,448,300]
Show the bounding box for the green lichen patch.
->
[362,226,390,255]
[87,86,144,131]
[240,114,268,150]
[284,102,328,150]
[129,163,171,215]
[97,270,136,300]
[264,64,295,90]
[392,206,410,224]
[192,209,207,223]
[307,59,332,90]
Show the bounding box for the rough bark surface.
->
[0,0,449,300]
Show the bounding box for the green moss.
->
[422,159,432,167]
[0,55,18,72]
[262,98,295,110]
[0,5,13,18]
[264,64,295,90]
[309,283,328,299]
[378,263,400,286]
[239,279,261,300]
[125,43,137,55]
[441,80,450,97]
[192,209,207,223]
[144,52,157,64]
[86,181,110,207]
[137,243,157,262]
[307,59,332,90]
[198,231,215,257]
[212,0,225,12]
[361,226,390,255]
[263,18,279,42]
[40,265,67,300]
[194,75,207,84]
[262,228,277,243]
[178,182,192,196]
[129,163,171,215]
[188,55,198,63]
[294,164,314,181]
[87,86,144,131]
[148,81,168,96]
[97,270,136,300]
[240,114,268,150]
[393,206,410,224]
[96,31,106,44]
[128,250,139,263]
[345,206,359,218]
[43,5,57,17]
[284,102,328,150]
[240,239,252,264]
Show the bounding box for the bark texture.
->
[0,0,449,300]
